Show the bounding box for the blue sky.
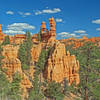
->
[0,0,100,39]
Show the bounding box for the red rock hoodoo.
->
[1,45,32,98]
[44,41,80,85]
[0,24,6,43]
[0,17,80,86]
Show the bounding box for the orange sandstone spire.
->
[41,21,46,33]
[49,17,56,32]
[0,24,2,33]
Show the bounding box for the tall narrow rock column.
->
[44,42,80,85]
[0,24,2,33]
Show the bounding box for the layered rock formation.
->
[41,17,56,43]
[60,36,100,48]
[2,45,19,59]
[0,17,80,89]
[31,43,42,62]
[44,41,80,85]
[0,24,6,43]
[0,17,56,45]
[1,45,32,98]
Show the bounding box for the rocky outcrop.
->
[60,36,100,48]
[0,24,6,43]
[1,45,32,99]
[31,43,42,62]
[44,41,80,85]
[2,45,19,59]
[41,17,56,43]
[2,58,22,80]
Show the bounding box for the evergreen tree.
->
[18,31,33,70]
[0,69,10,100]
[25,31,33,66]
[28,70,45,100]
[0,44,4,67]
[44,81,64,100]
[38,29,42,42]
[28,48,50,100]
[36,49,49,72]
[18,43,28,70]
[0,44,9,100]
[2,35,10,45]
[8,72,22,100]
[70,42,100,100]
[63,79,70,95]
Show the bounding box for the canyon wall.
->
[44,41,80,85]
[60,36,100,48]
[1,45,32,98]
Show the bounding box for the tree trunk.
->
[39,72,42,93]
[85,75,88,100]
[85,87,88,100]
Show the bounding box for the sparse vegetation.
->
[38,29,42,42]
[8,72,22,100]
[66,41,100,100]
[2,35,10,45]
[18,31,32,70]
[44,81,64,100]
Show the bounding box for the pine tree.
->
[18,31,33,70]
[0,44,4,67]
[28,70,45,100]
[18,43,29,70]
[0,69,10,100]
[71,41,100,100]
[8,72,22,100]
[44,81,64,100]
[2,35,10,45]
[38,29,42,42]
[36,49,49,72]
[28,48,49,100]
[25,31,32,66]
[0,44,9,100]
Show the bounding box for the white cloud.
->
[74,30,86,33]
[18,12,31,17]
[3,30,25,34]
[58,31,87,38]
[35,11,42,15]
[7,23,35,30]
[24,12,31,16]
[96,28,100,31]
[58,32,69,35]
[3,23,35,35]
[46,7,49,9]
[56,18,63,22]
[58,32,80,38]
[6,11,14,15]
[35,8,61,15]
[43,8,61,13]
[92,19,100,24]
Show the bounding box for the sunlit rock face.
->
[0,17,80,87]
[44,41,80,85]
[0,24,6,43]
[60,36,100,49]
[1,44,32,99]
[31,43,42,63]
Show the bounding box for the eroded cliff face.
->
[60,36,100,48]
[1,45,32,99]
[31,43,42,62]
[0,41,80,100]
[44,41,80,85]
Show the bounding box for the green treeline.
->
[18,31,33,70]
[0,30,100,100]
[66,41,100,100]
